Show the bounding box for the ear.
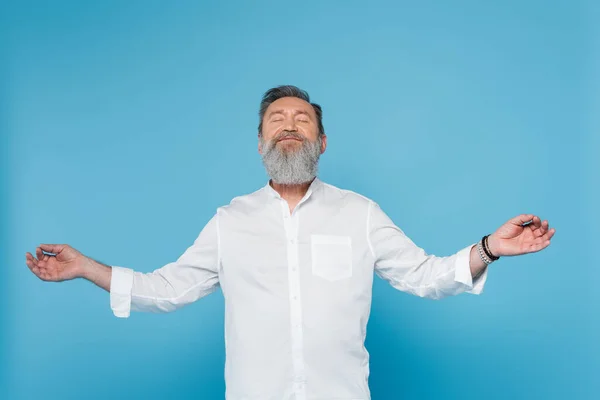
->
[258,137,263,155]
[320,134,327,154]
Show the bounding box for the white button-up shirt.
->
[110,177,488,400]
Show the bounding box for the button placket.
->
[281,200,307,399]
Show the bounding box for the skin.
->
[473,214,555,279]
[25,96,556,289]
[25,245,111,291]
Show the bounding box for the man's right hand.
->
[25,244,87,282]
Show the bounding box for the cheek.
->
[263,125,282,140]
[301,126,319,140]
[301,121,317,133]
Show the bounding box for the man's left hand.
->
[487,214,556,257]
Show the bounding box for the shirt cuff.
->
[453,242,489,295]
[110,266,134,318]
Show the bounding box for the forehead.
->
[265,96,315,116]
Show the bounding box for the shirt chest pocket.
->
[310,234,353,281]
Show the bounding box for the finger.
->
[26,252,40,267]
[26,251,39,263]
[535,224,556,239]
[26,259,38,273]
[25,257,44,279]
[36,247,44,261]
[533,231,554,251]
[511,214,534,226]
[532,215,542,229]
[532,220,549,237]
[34,248,50,268]
[39,244,63,255]
[40,247,51,262]
[25,257,35,273]
[543,228,556,241]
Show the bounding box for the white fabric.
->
[110,177,488,399]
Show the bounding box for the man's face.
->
[258,97,327,185]
[258,96,327,155]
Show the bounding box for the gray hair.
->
[258,85,324,137]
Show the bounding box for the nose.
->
[282,116,297,132]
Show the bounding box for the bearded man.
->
[25,85,556,400]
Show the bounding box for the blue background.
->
[2,1,598,399]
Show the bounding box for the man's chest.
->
[217,205,375,298]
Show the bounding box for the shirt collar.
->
[263,176,322,201]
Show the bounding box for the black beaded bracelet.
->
[482,234,500,261]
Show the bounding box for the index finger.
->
[39,244,63,255]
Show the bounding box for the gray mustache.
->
[276,131,305,142]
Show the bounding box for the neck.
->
[270,178,315,212]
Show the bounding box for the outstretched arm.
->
[369,201,486,300]
[26,213,221,318]
[369,202,555,300]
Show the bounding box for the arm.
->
[81,257,112,292]
[369,201,488,300]
[106,213,221,318]
[26,214,221,317]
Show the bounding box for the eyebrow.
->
[266,109,312,119]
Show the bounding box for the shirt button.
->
[292,296,297,300]
[290,238,295,244]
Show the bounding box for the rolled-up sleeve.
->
[109,213,221,318]
[369,201,489,300]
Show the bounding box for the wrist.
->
[487,234,501,258]
[78,256,98,280]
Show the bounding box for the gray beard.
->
[260,133,322,185]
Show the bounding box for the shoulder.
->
[216,185,268,216]
[319,180,375,208]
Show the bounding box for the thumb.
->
[510,214,534,226]
[39,244,66,254]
